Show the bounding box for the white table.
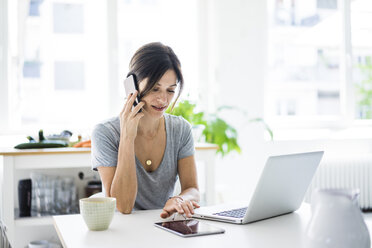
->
[53,205,372,248]
[52,205,314,248]
[0,144,218,248]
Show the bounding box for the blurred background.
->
[1,0,372,204]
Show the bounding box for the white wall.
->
[207,0,268,203]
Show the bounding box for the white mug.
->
[28,240,49,248]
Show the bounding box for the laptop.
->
[193,151,324,224]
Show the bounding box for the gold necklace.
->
[142,119,162,167]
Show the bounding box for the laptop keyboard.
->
[213,207,248,219]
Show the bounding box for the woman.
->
[91,42,200,218]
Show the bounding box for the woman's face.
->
[138,70,178,118]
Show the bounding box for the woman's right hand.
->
[119,91,145,141]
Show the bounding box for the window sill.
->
[270,126,372,141]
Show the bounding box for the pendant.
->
[146,160,152,166]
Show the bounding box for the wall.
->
[206,0,268,203]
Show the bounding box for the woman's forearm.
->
[110,138,137,214]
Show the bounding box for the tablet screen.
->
[154,219,225,237]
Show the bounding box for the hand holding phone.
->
[119,76,144,141]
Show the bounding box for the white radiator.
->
[305,154,372,210]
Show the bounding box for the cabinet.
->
[0,144,218,247]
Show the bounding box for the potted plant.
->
[166,100,273,157]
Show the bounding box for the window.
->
[6,0,108,132]
[352,0,372,119]
[265,0,372,132]
[3,0,200,134]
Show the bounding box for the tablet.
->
[154,219,225,237]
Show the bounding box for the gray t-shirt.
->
[91,113,195,210]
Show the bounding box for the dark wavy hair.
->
[127,42,184,110]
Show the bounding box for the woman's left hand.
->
[160,197,200,219]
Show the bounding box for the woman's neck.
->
[138,115,163,138]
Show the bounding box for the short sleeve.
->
[91,124,119,171]
[177,118,195,160]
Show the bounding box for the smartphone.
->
[154,219,225,238]
[123,74,141,109]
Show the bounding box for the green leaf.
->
[167,99,273,157]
